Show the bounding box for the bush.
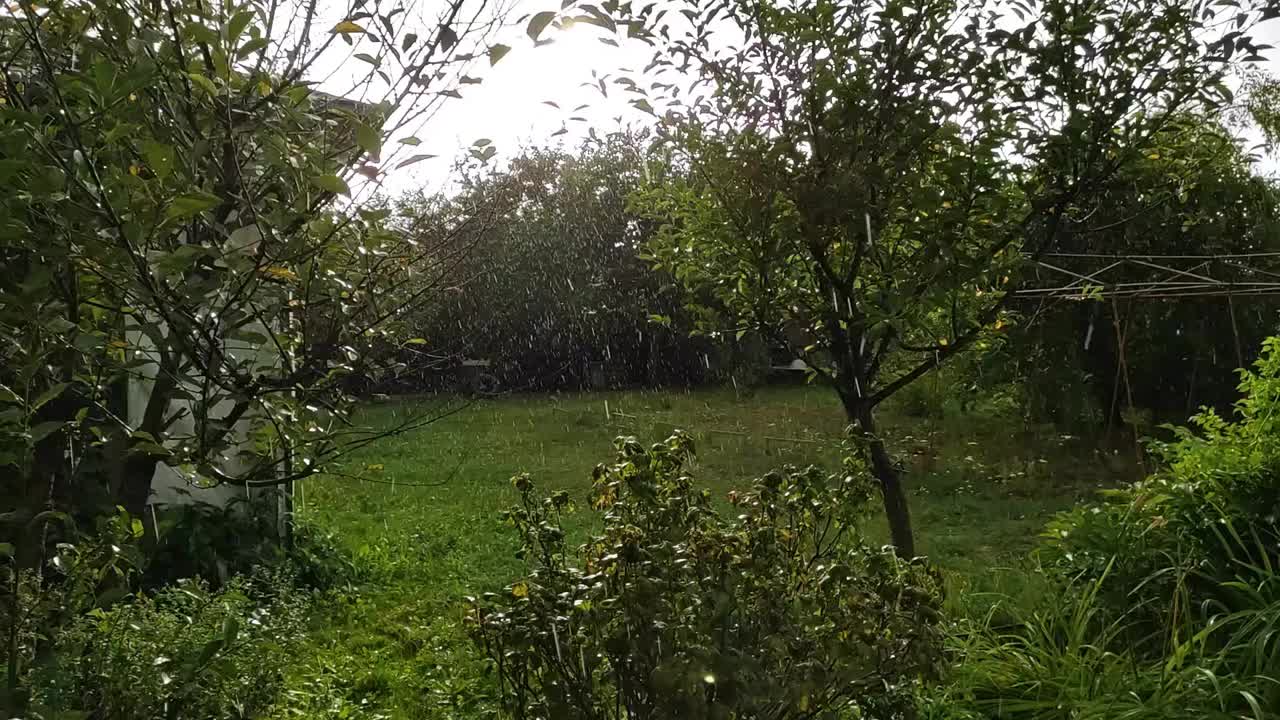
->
[29,574,308,720]
[145,493,361,592]
[145,495,285,589]
[2,509,145,712]
[926,572,1273,720]
[470,432,944,720]
[2,502,346,717]
[288,519,364,590]
[925,338,1280,719]
[1041,337,1280,642]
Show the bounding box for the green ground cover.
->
[281,386,1137,719]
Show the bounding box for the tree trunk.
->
[119,353,177,520]
[119,454,158,520]
[846,398,916,558]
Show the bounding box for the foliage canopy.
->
[622,0,1274,556]
[472,433,944,720]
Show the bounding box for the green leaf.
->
[527,11,557,40]
[187,23,219,48]
[186,72,217,95]
[0,543,13,559]
[310,174,350,195]
[237,37,269,59]
[193,638,225,668]
[398,136,421,146]
[405,337,428,345]
[0,511,32,528]
[354,53,380,67]
[488,43,511,65]
[575,7,616,33]
[95,585,130,608]
[0,384,20,404]
[226,10,254,43]
[226,224,262,252]
[142,141,175,180]
[359,207,392,222]
[29,421,67,443]
[31,382,71,411]
[28,510,71,529]
[222,615,240,645]
[166,191,221,219]
[438,24,458,51]
[402,32,418,51]
[355,123,381,157]
[395,154,437,169]
[131,440,171,456]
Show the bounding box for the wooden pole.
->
[1227,290,1245,371]
[1111,297,1145,473]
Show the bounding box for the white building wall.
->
[126,321,280,509]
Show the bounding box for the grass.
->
[280,384,1139,719]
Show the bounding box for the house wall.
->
[126,321,279,510]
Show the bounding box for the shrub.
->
[144,492,360,591]
[927,338,1280,719]
[2,509,145,712]
[927,572,1272,720]
[470,432,944,720]
[29,574,308,720]
[1041,337,1280,643]
[288,519,364,590]
[144,494,285,589]
[3,504,338,717]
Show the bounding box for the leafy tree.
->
[395,134,718,391]
[1008,117,1280,426]
[1239,68,1280,152]
[623,0,1271,557]
[0,0,513,565]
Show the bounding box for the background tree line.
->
[378,134,730,394]
[381,110,1280,437]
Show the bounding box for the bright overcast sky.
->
[368,0,657,196]
[348,1,1280,199]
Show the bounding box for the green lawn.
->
[281,385,1138,719]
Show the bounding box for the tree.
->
[395,134,717,391]
[623,0,1272,557]
[1008,117,1280,427]
[0,0,514,565]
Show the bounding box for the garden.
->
[5,0,1280,718]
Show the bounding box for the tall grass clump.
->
[931,338,1280,718]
